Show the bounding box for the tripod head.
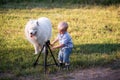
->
[45,40,50,45]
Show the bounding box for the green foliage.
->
[0,0,120,5]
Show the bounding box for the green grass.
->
[0,2,120,79]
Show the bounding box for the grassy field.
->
[0,2,120,79]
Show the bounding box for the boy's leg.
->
[58,50,63,67]
[63,48,72,66]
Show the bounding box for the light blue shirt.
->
[57,32,73,49]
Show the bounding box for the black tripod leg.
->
[44,45,48,73]
[33,45,45,67]
[47,45,58,66]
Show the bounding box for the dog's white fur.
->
[25,17,52,54]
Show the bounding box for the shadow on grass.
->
[71,43,120,69]
[0,45,59,73]
[0,42,120,74]
[73,43,120,54]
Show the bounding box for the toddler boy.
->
[51,22,73,68]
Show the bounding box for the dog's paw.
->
[34,52,38,54]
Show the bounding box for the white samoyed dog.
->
[25,17,52,54]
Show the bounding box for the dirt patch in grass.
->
[49,67,120,80]
[0,67,120,80]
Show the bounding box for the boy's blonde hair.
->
[58,22,68,30]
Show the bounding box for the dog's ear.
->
[29,19,34,24]
[36,21,39,26]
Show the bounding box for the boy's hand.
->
[51,46,56,51]
[50,43,53,47]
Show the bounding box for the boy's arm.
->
[51,37,59,46]
[52,44,65,49]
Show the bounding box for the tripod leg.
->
[33,45,45,67]
[47,44,58,66]
[44,44,48,73]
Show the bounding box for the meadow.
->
[0,2,120,79]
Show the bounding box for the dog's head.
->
[28,20,39,38]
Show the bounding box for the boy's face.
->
[58,28,66,34]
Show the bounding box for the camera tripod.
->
[33,40,58,73]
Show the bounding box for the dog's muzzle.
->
[30,31,37,37]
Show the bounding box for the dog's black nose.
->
[30,33,32,34]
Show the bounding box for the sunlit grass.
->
[0,2,120,78]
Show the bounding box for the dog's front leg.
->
[33,44,40,54]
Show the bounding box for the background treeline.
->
[0,0,120,5]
